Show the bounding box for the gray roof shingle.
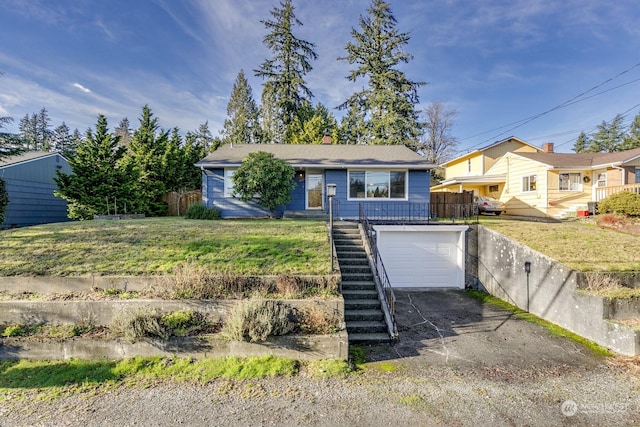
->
[195,144,435,169]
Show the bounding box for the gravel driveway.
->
[1,290,638,426]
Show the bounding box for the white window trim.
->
[347,169,409,201]
[559,171,583,192]
[224,168,236,198]
[521,174,536,193]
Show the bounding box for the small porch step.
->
[348,332,391,344]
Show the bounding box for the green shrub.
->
[2,325,27,337]
[185,204,222,220]
[160,310,209,337]
[223,300,296,342]
[598,191,640,216]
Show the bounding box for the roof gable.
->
[513,147,640,168]
[441,136,540,167]
[195,144,435,170]
[0,151,68,169]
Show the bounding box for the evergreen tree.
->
[340,103,368,144]
[0,116,24,159]
[289,102,339,144]
[339,0,425,145]
[588,114,625,152]
[222,69,262,145]
[573,131,590,153]
[182,131,206,190]
[54,115,135,220]
[114,117,133,147]
[622,112,640,150]
[255,0,318,141]
[260,83,286,143]
[413,101,458,164]
[18,108,52,151]
[51,122,71,153]
[124,105,170,216]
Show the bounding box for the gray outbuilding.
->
[0,151,71,228]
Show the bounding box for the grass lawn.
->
[0,218,330,276]
[479,216,640,271]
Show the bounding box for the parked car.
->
[475,196,505,215]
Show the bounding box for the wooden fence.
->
[430,191,474,218]
[161,191,202,216]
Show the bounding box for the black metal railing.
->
[360,201,477,223]
[359,204,398,338]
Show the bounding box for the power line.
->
[458,60,640,151]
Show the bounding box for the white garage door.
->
[374,225,468,289]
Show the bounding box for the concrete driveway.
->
[368,289,601,367]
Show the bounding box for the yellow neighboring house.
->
[486,146,640,218]
[431,136,542,198]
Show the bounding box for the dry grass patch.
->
[480,217,640,271]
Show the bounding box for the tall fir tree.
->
[222,69,262,145]
[573,131,590,153]
[339,0,425,146]
[124,105,170,216]
[54,115,135,220]
[622,112,640,150]
[260,82,286,143]
[588,114,625,153]
[114,117,133,147]
[255,0,318,142]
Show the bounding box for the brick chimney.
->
[321,135,332,145]
[542,142,554,153]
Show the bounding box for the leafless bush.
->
[583,272,622,291]
[223,300,296,342]
[110,308,169,342]
[297,305,342,334]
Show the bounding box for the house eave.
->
[432,174,506,190]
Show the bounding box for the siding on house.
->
[0,153,71,228]
[490,153,549,217]
[202,168,431,219]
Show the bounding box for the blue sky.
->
[1,0,639,154]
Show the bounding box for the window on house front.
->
[636,168,640,184]
[224,169,236,197]
[488,185,499,193]
[522,175,536,192]
[559,172,582,191]
[348,170,407,199]
[596,172,607,187]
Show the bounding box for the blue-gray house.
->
[195,143,435,219]
[0,151,71,228]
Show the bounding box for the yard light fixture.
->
[524,261,531,312]
[327,184,337,272]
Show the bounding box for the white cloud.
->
[72,83,91,93]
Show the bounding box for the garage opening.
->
[374,225,468,289]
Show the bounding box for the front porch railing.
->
[595,183,640,202]
[360,201,477,223]
[359,204,398,338]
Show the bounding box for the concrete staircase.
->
[333,222,390,344]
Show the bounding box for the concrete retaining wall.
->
[0,333,349,361]
[0,298,344,328]
[475,225,639,356]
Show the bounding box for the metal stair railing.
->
[358,204,398,338]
